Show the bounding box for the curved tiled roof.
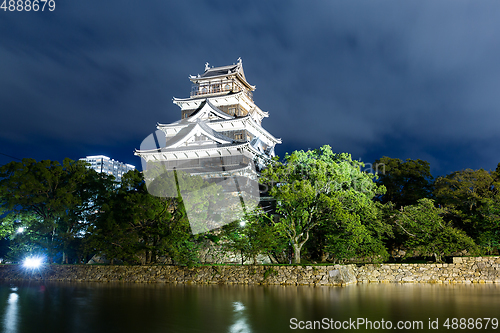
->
[188,99,234,121]
[200,64,239,78]
[189,59,254,90]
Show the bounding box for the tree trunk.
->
[293,244,301,264]
[268,254,278,264]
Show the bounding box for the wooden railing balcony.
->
[191,81,253,100]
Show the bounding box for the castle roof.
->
[200,64,239,78]
[189,99,234,121]
[162,120,234,149]
[189,58,255,91]
[135,141,263,162]
[156,113,281,146]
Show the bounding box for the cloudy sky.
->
[1,0,499,176]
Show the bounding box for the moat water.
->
[1,282,499,332]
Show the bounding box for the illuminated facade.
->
[79,155,135,181]
[135,58,281,180]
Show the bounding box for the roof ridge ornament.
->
[237,57,242,65]
[205,62,210,72]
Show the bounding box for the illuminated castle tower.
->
[135,58,281,181]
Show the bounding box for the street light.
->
[22,256,43,269]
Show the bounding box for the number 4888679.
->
[1,0,56,11]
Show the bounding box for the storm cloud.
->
[1,0,499,176]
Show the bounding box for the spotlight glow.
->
[23,256,43,269]
[17,227,25,233]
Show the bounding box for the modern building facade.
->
[79,155,136,181]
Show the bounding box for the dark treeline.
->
[0,146,499,266]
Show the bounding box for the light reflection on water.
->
[0,282,499,333]
[229,301,250,333]
[4,289,19,333]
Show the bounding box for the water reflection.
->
[4,287,19,333]
[229,301,251,333]
[0,282,499,333]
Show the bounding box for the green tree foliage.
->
[494,163,500,184]
[260,145,388,263]
[220,209,287,264]
[85,170,219,266]
[391,199,478,261]
[0,158,92,262]
[0,212,47,261]
[2,155,497,266]
[434,169,494,219]
[320,201,390,263]
[476,197,500,254]
[374,157,433,208]
[0,206,16,239]
[0,208,46,261]
[434,167,500,253]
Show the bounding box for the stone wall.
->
[0,264,357,286]
[0,257,499,286]
[355,257,500,284]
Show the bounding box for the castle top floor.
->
[188,58,255,101]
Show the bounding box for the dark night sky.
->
[1,0,500,177]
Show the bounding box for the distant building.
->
[79,155,135,181]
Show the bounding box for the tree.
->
[0,211,48,262]
[434,168,499,252]
[319,200,390,263]
[391,198,478,262]
[476,197,500,254]
[0,206,16,239]
[260,145,387,263]
[86,169,221,266]
[220,209,286,264]
[0,158,92,263]
[374,157,433,208]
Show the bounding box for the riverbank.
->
[1,257,499,286]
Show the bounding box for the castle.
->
[135,59,281,233]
